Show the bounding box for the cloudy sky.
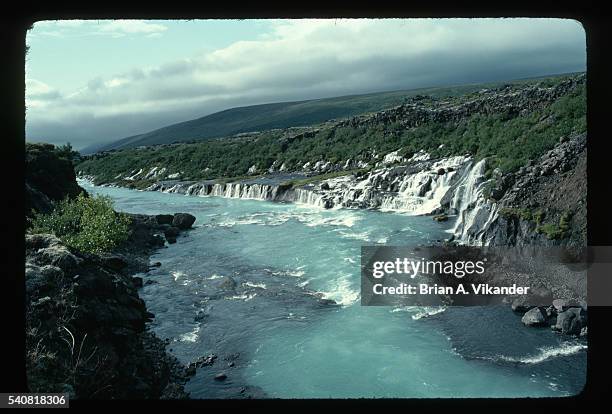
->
[25,18,586,150]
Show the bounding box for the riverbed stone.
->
[521,307,547,326]
[156,214,174,225]
[217,276,237,291]
[214,373,227,381]
[172,213,196,229]
[554,307,587,335]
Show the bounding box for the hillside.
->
[77,73,585,184]
[82,73,582,154]
[76,72,586,248]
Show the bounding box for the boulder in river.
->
[553,307,587,335]
[217,276,237,291]
[214,373,227,381]
[164,226,181,238]
[172,213,196,229]
[156,214,174,225]
[521,307,547,326]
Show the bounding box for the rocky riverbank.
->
[25,142,201,398]
[25,212,197,399]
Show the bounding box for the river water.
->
[81,181,587,398]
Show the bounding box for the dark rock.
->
[144,279,157,286]
[156,214,174,225]
[552,298,580,313]
[132,276,143,288]
[26,234,80,271]
[164,226,181,238]
[214,373,227,381]
[194,311,207,322]
[433,214,448,222]
[320,182,330,190]
[150,234,166,248]
[161,383,189,400]
[163,227,181,245]
[25,143,85,220]
[102,255,128,271]
[195,354,217,367]
[554,307,587,335]
[172,213,196,230]
[217,276,237,291]
[185,365,197,377]
[437,168,446,175]
[511,295,545,312]
[151,262,162,267]
[521,307,547,326]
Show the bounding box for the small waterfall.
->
[379,156,468,215]
[146,180,328,209]
[450,159,499,245]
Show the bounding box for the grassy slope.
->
[83,73,582,154]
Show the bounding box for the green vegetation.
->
[85,74,581,153]
[500,206,572,240]
[433,214,449,222]
[498,207,548,224]
[76,75,586,186]
[29,193,132,254]
[536,211,573,240]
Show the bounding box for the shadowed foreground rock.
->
[25,230,191,399]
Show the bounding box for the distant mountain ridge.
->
[82,73,583,154]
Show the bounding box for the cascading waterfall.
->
[379,156,469,215]
[151,181,328,208]
[141,155,500,244]
[449,159,499,245]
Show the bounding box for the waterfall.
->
[140,155,500,244]
[146,180,328,209]
[379,156,469,215]
[449,159,498,245]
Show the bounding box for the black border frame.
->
[3,2,611,408]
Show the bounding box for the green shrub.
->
[536,223,565,240]
[29,193,132,254]
[498,207,533,221]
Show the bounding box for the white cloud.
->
[25,18,586,148]
[30,19,168,38]
[97,20,168,35]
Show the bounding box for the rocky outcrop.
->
[26,143,86,219]
[25,232,190,399]
[25,162,197,400]
[171,213,196,230]
[335,75,584,132]
[521,307,547,326]
[511,285,587,336]
[454,133,587,247]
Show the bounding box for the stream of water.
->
[82,181,587,398]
